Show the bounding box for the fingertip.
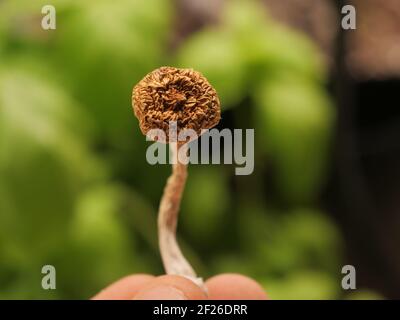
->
[133,275,207,300]
[92,274,155,300]
[206,273,268,300]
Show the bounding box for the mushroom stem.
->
[157,143,203,288]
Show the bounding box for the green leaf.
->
[254,75,335,203]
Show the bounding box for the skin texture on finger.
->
[206,274,268,300]
[92,274,155,300]
[133,275,207,300]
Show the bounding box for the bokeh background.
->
[0,0,399,299]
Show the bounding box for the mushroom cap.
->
[132,66,220,142]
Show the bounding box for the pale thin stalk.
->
[157,143,203,287]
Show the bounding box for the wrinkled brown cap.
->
[132,66,220,142]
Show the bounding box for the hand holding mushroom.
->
[92,67,267,300]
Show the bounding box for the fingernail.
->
[134,285,188,300]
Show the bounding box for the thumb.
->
[133,275,207,300]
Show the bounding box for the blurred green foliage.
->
[0,0,378,299]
